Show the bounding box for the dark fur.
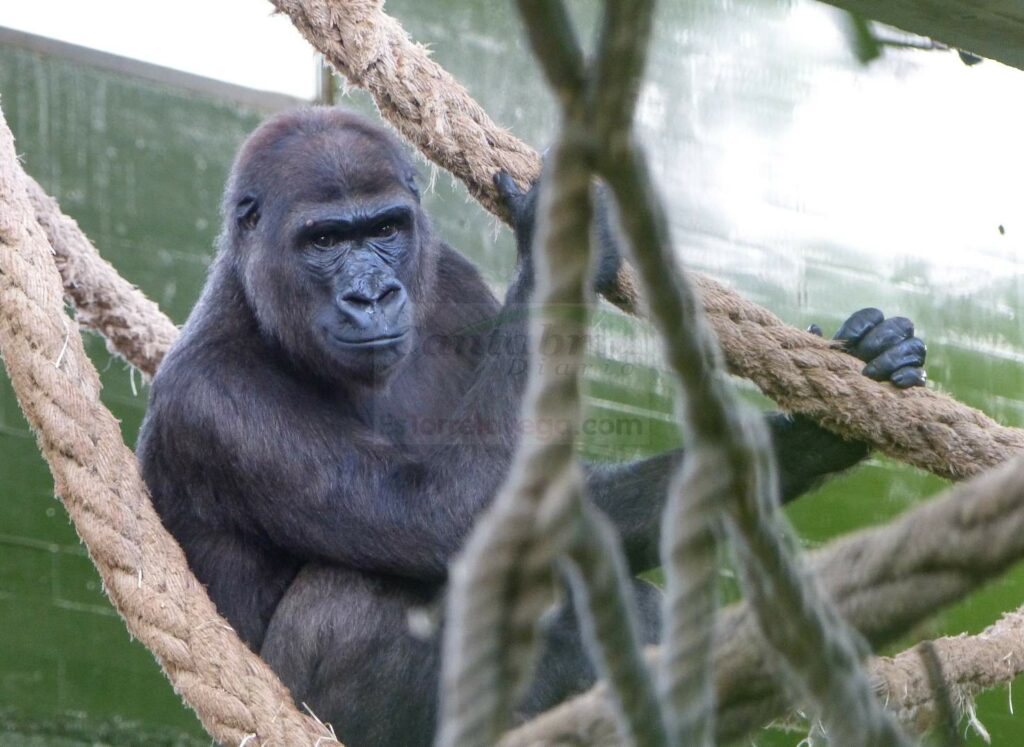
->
[138,107,877,746]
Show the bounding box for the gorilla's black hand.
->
[495,171,624,300]
[494,171,539,265]
[826,307,927,388]
[494,171,539,304]
[593,184,625,300]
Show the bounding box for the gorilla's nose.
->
[337,279,408,331]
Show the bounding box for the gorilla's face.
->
[289,190,418,381]
[225,110,430,386]
[302,204,414,353]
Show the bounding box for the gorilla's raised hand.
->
[494,171,624,299]
[812,308,927,389]
[494,171,538,265]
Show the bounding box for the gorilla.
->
[137,107,926,747]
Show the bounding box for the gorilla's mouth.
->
[330,329,410,349]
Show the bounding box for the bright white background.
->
[0,0,317,98]
[2,0,1023,289]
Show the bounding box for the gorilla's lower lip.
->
[330,330,410,348]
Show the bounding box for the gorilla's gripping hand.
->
[494,171,622,300]
[810,308,927,389]
[494,171,538,265]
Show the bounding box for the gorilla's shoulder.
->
[434,242,500,308]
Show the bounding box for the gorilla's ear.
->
[235,196,261,230]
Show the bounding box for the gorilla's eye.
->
[371,222,398,239]
[311,233,342,250]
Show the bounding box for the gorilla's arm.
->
[146,378,510,583]
[188,302,912,584]
[150,276,910,589]
[584,413,868,573]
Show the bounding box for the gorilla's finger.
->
[807,323,823,337]
[853,316,915,362]
[862,337,927,381]
[494,171,524,207]
[890,366,927,389]
[593,185,624,297]
[833,307,884,345]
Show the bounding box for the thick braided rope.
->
[271,0,1024,481]
[720,416,911,746]
[0,106,337,746]
[584,2,725,743]
[561,502,670,747]
[443,5,673,743]
[437,464,563,747]
[514,6,670,742]
[711,448,1024,741]
[270,0,544,230]
[659,448,727,744]
[693,273,1024,479]
[436,152,590,747]
[25,176,178,378]
[870,609,1024,732]
[23,176,181,374]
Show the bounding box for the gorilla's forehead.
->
[284,193,416,232]
[246,126,414,205]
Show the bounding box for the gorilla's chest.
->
[335,349,485,451]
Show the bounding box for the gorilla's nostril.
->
[341,292,374,308]
[342,282,403,309]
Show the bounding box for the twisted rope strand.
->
[25,176,178,377]
[563,505,670,747]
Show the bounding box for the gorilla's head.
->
[221,107,432,385]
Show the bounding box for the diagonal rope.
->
[25,176,178,377]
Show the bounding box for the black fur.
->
[137,107,917,747]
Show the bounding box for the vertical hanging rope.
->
[438,2,671,745]
[436,134,595,746]
[600,118,913,746]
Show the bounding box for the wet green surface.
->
[2,1,1024,744]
